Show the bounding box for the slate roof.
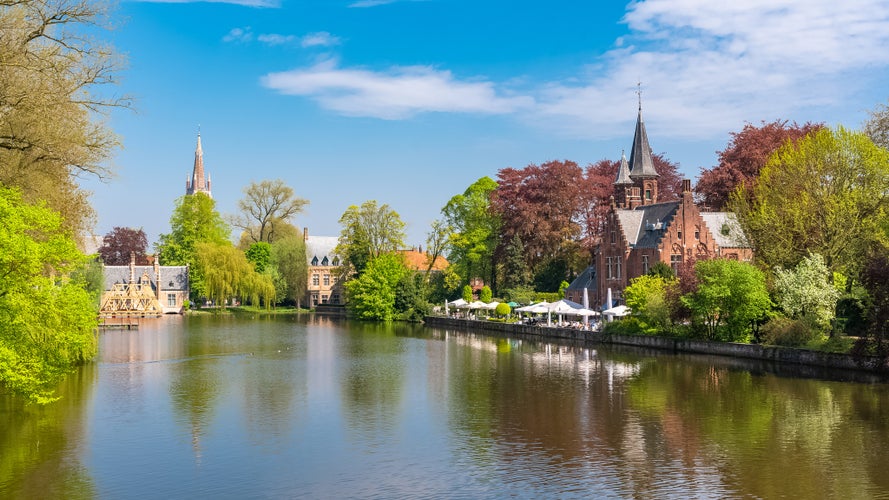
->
[103,265,189,292]
[701,212,751,248]
[615,201,680,248]
[305,236,339,266]
[566,265,596,290]
[614,151,633,185]
[628,106,659,179]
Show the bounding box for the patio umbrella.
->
[583,288,590,327]
[444,299,448,316]
[603,305,631,318]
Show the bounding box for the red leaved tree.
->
[696,120,823,210]
[98,227,149,265]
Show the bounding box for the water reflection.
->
[3,317,889,498]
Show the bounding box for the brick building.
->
[573,102,753,308]
[303,228,344,307]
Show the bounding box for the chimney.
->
[682,178,692,194]
[154,255,162,300]
[303,227,309,242]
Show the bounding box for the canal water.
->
[3,315,889,499]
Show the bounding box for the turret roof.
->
[628,105,659,179]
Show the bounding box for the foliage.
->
[424,219,451,277]
[533,256,569,292]
[501,286,535,305]
[426,265,461,304]
[500,234,530,290]
[194,242,275,309]
[558,280,569,299]
[345,253,409,321]
[602,316,649,336]
[0,0,130,242]
[394,273,428,322]
[230,179,308,244]
[0,187,97,403]
[495,302,511,316]
[336,200,406,276]
[462,284,473,302]
[157,193,230,300]
[69,257,105,307]
[647,261,674,280]
[479,285,492,303]
[761,316,819,347]
[863,99,889,150]
[732,127,889,276]
[442,177,500,291]
[696,120,822,210]
[245,242,272,273]
[98,227,148,265]
[773,254,839,329]
[854,247,889,362]
[624,275,672,332]
[270,236,308,305]
[681,259,771,342]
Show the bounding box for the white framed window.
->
[167,293,177,307]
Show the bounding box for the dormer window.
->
[311,256,319,266]
[333,257,340,266]
[321,256,329,266]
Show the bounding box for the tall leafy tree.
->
[245,242,272,273]
[696,120,822,210]
[157,193,230,300]
[270,236,308,306]
[0,187,97,403]
[336,200,406,276]
[344,253,409,321]
[442,177,500,291]
[500,234,530,290]
[98,227,148,265]
[0,0,130,242]
[194,242,275,308]
[682,259,771,342]
[230,179,308,244]
[732,126,889,276]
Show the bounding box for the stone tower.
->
[185,133,212,198]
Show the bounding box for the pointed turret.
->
[628,104,658,180]
[185,133,212,198]
[614,150,633,185]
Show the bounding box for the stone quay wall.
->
[424,316,886,373]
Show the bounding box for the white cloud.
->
[261,59,534,119]
[534,0,889,138]
[223,27,253,43]
[301,32,341,48]
[258,34,297,46]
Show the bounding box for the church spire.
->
[185,132,212,198]
[628,87,658,180]
[614,150,632,185]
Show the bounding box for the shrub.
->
[495,302,512,317]
[761,316,818,347]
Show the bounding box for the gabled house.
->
[303,228,344,307]
[101,254,189,317]
[583,101,753,308]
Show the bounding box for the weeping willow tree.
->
[195,242,276,309]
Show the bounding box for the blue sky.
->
[85,0,889,248]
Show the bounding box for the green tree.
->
[157,193,230,300]
[0,0,131,242]
[648,261,675,280]
[495,302,511,317]
[500,234,530,290]
[270,236,308,306]
[462,284,473,302]
[230,179,308,244]
[345,253,409,321]
[479,285,493,303]
[682,259,771,342]
[624,274,671,332]
[245,242,272,273]
[442,177,500,293]
[732,127,889,276]
[0,187,97,403]
[336,200,406,276]
[194,242,275,308]
[774,254,840,329]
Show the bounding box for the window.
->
[322,295,328,304]
[333,257,340,266]
[670,253,682,271]
[311,256,319,266]
[642,255,649,274]
[312,293,319,305]
[323,274,330,286]
[606,257,613,279]
[694,227,700,240]
[312,274,319,286]
[332,293,340,303]
[610,230,616,244]
[616,256,622,280]
[645,189,652,201]
[321,256,329,266]
[677,229,682,240]
[167,293,177,307]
